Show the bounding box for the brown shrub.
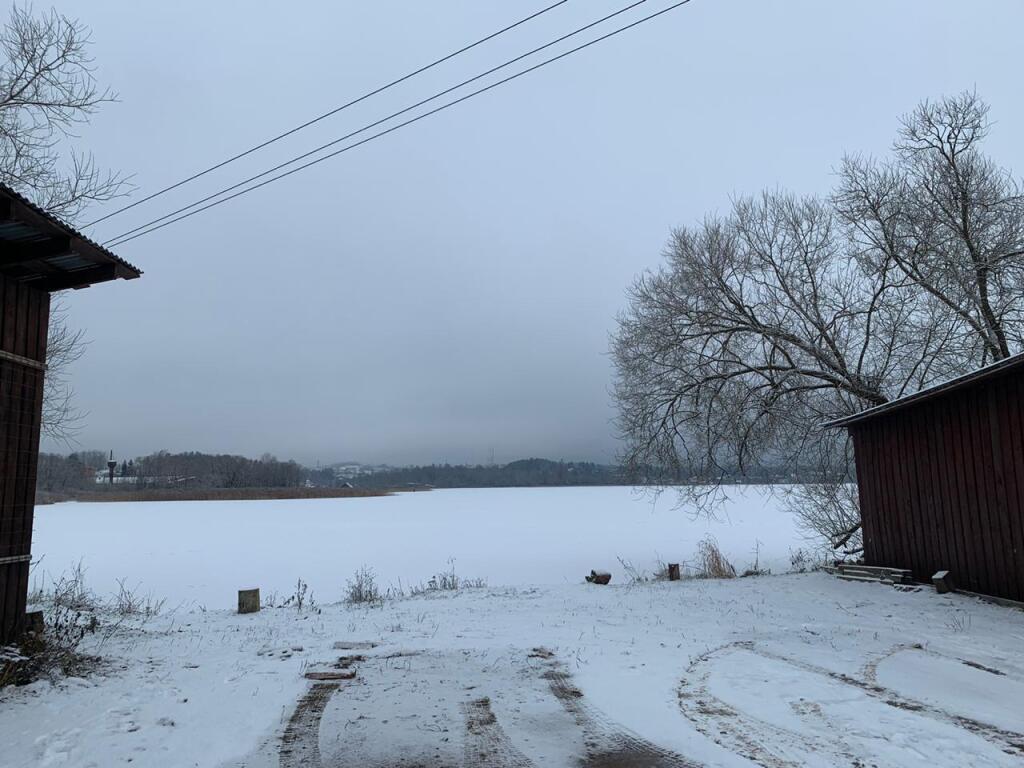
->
[694,536,736,579]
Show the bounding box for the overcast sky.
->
[46,0,1024,466]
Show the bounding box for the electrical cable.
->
[104,0,650,246]
[107,1,692,248]
[84,1,571,228]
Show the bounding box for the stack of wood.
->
[826,563,914,586]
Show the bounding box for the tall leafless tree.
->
[40,296,86,441]
[612,92,1024,551]
[0,5,128,440]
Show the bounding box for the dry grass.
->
[345,566,382,606]
[617,539,738,585]
[788,547,825,573]
[616,556,668,585]
[347,560,488,601]
[5,563,101,687]
[693,535,737,579]
[408,560,486,594]
[112,579,166,617]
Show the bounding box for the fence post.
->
[238,588,260,614]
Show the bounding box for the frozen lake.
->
[31,486,802,608]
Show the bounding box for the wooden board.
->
[850,364,1024,603]
[0,274,49,643]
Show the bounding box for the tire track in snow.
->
[276,652,545,768]
[676,642,858,768]
[751,644,1024,755]
[531,647,703,768]
[462,697,535,768]
[861,642,1014,685]
[279,682,338,768]
[678,641,1024,764]
[275,647,704,767]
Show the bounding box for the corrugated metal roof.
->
[824,352,1024,429]
[0,183,141,290]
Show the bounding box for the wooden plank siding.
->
[0,183,140,642]
[850,367,1024,602]
[0,272,49,644]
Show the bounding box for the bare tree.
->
[836,92,1024,365]
[612,92,1024,550]
[0,4,127,221]
[0,5,128,439]
[41,295,86,441]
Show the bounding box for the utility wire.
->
[107,0,692,248]
[84,0,570,228]
[105,0,648,246]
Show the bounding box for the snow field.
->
[30,486,801,609]
[4,487,1023,767]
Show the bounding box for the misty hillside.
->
[345,458,622,489]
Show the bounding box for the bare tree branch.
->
[41,294,87,442]
[612,92,1024,546]
[0,5,127,438]
[0,4,130,223]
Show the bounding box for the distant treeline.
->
[36,450,304,492]
[347,458,623,489]
[346,458,834,489]
[35,450,829,499]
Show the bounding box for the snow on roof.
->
[825,352,1024,429]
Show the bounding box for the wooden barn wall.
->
[0,273,49,643]
[852,371,1024,601]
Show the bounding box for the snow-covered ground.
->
[4,575,1024,767]
[5,488,1024,767]
[30,486,798,608]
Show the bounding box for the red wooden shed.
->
[0,183,140,643]
[828,355,1024,602]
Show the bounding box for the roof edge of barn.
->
[824,352,1024,429]
[0,182,141,291]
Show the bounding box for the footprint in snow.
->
[34,727,83,766]
[106,707,141,733]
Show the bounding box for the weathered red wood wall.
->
[851,368,1024,601]
[0,272,49,643]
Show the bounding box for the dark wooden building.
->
[828,355,1024,602]
[0,184,140,643]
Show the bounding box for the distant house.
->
[93,469,138,485]
[827,354,1024,602]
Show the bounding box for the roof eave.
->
[822,352,1024,431]
[0,184,142,290]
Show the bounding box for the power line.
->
[105,0,649,246]
[107,1,693,248]
[84,1,571,228]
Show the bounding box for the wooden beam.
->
[32,263,119,291]
[1,192,141,280]
[0,349,46,370]
[0,237,72,267]
[0,554,33,566]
